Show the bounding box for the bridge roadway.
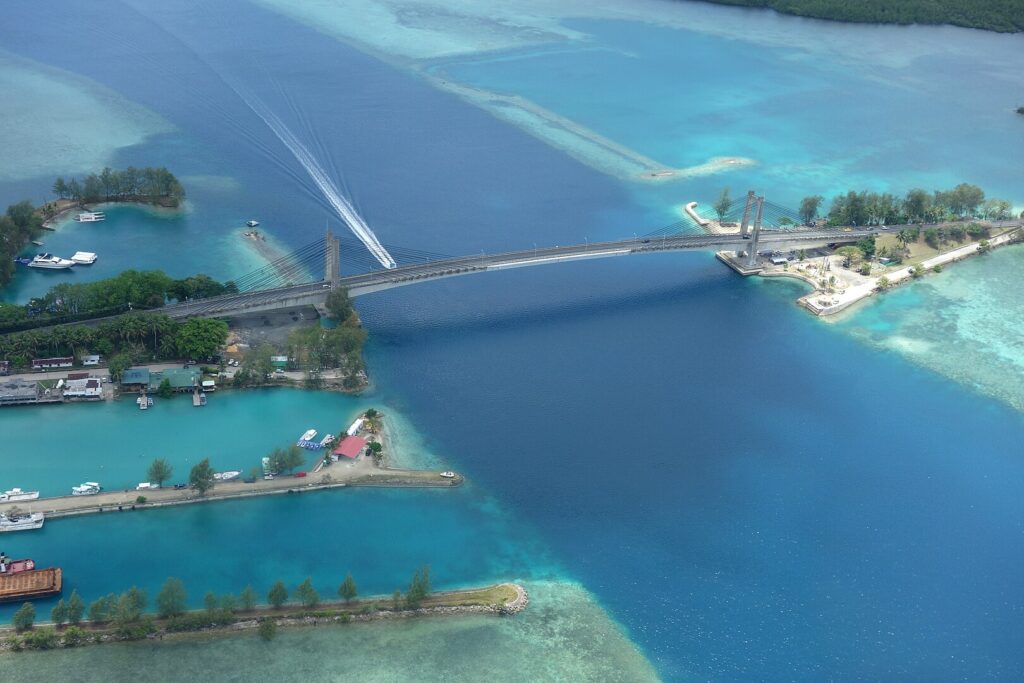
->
[164,228,884,319]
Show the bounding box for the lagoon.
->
[1,0,1024,679]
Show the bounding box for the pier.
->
[0,467,463,522]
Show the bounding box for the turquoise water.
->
[0,581,659,682]
[0,389,372,496]
[1,0,1024,678]
[836,244,1024,411]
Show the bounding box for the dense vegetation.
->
[692,0,1024,33]
[0,200,45,287]
[796,183,1017,227]
[52,166,185,207]
[0,313,228,372]
[0,270,237,332]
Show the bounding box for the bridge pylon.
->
[325,228,341,288]
[739,190,756,238]
[746,196,765,267]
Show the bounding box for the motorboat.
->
[71,482,102,496]
[74,211,105,222]
[31,240,44,246]
[299,429,317,442]
[0,488,40,503]
[137,395,153,410]
[27,253,74,269]
[318,434,335,448]
[213,470,241,481]
[439,471,456,479]
[70,251,98,265]
[246,219,259,227]
[0,511,45,532]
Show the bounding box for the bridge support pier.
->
[325,229,341,288]
[746,196,765,268]
[739,190,756,238]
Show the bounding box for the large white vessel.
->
[71,482,102,496]
[213,470,241,481]
[71,251,98,265]
[0,488,39,503]
[74,211,105,222]
[0,511,45,532]
[27,253,74,269]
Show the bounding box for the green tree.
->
[52,177,68,198]
[147,458,173,488]
[107,353,133,382]
[88,594,116,623]
[876,275,891,290]
[67,590,85,625]
[240,585,257,611]
[156,577,187,618]
[296,578,320,607]
[258,619,277,641]
[338,573,358,603]
[713,187,731,223]
[189,458,216,495]
[50,599,68,627]
[406,565,432,608]
[798,195,823,225]
[62,625,86,647]
[13,602,36,632]
[175,318,229,361]
[204,592,219,612]
[221,594,238,614]
[268,580,288,608]
[325,287,355,321]
[156,377,173,398]
[114,587,147,625]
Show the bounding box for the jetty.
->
[0,567,62,603]
[0,467,463,522]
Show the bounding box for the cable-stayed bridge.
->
[161,193,897,320]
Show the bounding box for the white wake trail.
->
[241,91,396,269]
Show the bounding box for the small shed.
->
[0,361,9,376]
[270,355,289,369]
[81,355,101,366]
[201,379,216,392]
[332,436,367,459]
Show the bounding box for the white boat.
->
[137,395,153,410]
[74,211,105,222]
[439,471,456,479]
[70,251,98,265]
[246,219,259,227]
[136,482,154,490]
[27,253,74,269]
[0,512,44,532]
[31,240,44,246]
[214,470,241,481]
[71,482,102,496]
[318,434,335,448]
[0,488,40,502]
[298,428,317,444]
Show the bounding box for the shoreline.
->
[717,226,1022,318]
[0,411,464,522]
[0,583,528,653]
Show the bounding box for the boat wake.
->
[235,88,397,270]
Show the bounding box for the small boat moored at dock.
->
[0,511,45,532]
[246,219,259,227]
[297,428,320,448]
[440,471,456,479]
[71,251,98,265]
[0,488,40,502]
[31,240,44,246]
[137,394,154,410]
[213,470,241,481]
[26,253,74,269]
[74,211,105,222]
[0,554,35,575]
[72,482,102,496]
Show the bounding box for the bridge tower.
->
[746,196,765,267]
[738,190,756,238]
[324,228,341,287]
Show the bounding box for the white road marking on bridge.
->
[486,249,633,270]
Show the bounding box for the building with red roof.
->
[332,436,367,459]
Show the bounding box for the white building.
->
[63,378,102,399]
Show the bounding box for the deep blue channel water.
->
[1,0,1023,679]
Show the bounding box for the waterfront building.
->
[0,379,39,405]
[333,435,367,460]
[149,368,201,393]
[64,378,102,399]
[120,368,151,393]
